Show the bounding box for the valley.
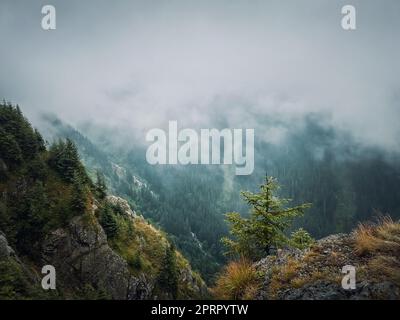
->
[35,111,400,284]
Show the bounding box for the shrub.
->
[290,228,315,250]
[128,253,143,271]
[0,259,37,299]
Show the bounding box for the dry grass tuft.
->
[268,258,301,298]
[212,258,261,300]
[355,217,400,286]
[355,217,400,256]
[303,250,320,263]
[279,258,301,282]
[368,255,400,286]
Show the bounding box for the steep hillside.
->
[38,115,227,282]
[0,102,207,299]
[38,113,400,285]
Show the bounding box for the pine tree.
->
[222,176,311,260]
[157,243,179,299]
[95,171,107,200]
[70,176,87,215]
[0,128,22,169]
[99,204,118,239]
[14,181,49,254]
[34,128,46,152]
[48,139,88,183]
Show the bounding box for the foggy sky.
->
[0,0,399,151]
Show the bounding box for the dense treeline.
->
[256,116,400,237]
[121,120,400,280]
[42,117,230,282]
[0,102,90,257]
[40,112,400,284]
[0,102,206,299]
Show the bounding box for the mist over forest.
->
[35,110,400,281]
[1,0,400,289]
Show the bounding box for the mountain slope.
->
[0,102,207,299]
[38,115,227,282]
[37,113,400,284]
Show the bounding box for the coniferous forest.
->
[2,101,400,301]
[37,111,400,283]
[1,0,400,303]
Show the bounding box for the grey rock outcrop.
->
[41,216,152,299]
[278,280,400,300]
[106,195,138,218]
[254,233,400,300]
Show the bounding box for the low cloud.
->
[0,0,399,152]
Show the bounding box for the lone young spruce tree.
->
[222,176,311,260]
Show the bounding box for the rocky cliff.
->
[0,104,208,300]
[253,220,400,300]
[41,214,151,299]
[1,196,208,300]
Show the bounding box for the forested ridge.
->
[0,102,206,299]
[2,100,399,299]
